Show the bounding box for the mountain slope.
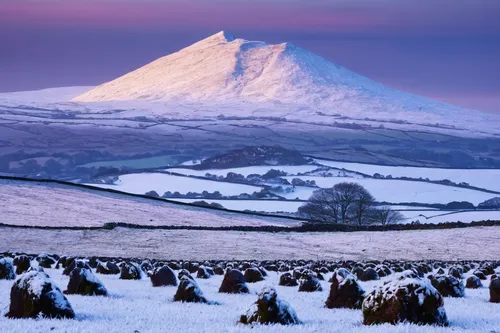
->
[73,31,476,119]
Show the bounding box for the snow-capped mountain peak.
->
[72,31,384,104]
[72,31,495,134]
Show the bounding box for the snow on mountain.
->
[73,31,478,118]
[1,31,498,137]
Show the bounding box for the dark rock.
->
[473,270,487,280]
[465,275,482,289]
[64,267,108,296]
[213,265,224,275]
[279,272,298,287]
[150,266,177,287]
[13,255,31,275]
[244,267,265,283]
[0,258,15,280]
[358,268,380,282]
[429,275,465,297]
[240,287,301,325]
[490,275,500,303]
[219,269,249,294]
[167,262,181,270]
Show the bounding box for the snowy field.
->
[281,177,494,205]
[1,226,499,261]
[315,159,500,192]
[0,180,300,228]
[398,210,500,224]
[92,173,262,197]
[0,262,499,333]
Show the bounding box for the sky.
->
[1,0,499,114]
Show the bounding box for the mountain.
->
[72,31,477,120]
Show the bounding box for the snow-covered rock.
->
[219,269,249,294]
[362,277,448,326]
[465,275,482,289]
[119,262,142,280]
[5,268,75,319]
[279,272,298,287]
[173,276,208,303]
[150,266,178,287]
[490,275,500,303]
[65,267,108,296]
[244,267,265,283]
[13,255,31,275]
[0,258,15,280]
[429,275,465,298]
[240,286,301,325]
[325,269,365,309]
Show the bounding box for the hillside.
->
[0,179,300,228]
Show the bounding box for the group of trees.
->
[298,182,403,226]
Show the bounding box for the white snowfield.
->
[282,176,496,205]
[1,266,498,333]
[0,179,300,228]
[1,226,499,261]
[315,159,500,193]
[91,173,262,197]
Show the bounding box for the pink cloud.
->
[0,1,391,31]
[1,0,498,36]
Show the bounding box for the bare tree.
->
[298,182,375,225]
[370,206,404,227]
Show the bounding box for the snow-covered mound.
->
[73,31,480,120]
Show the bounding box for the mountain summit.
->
[73,31,481,122]
[72,31,402,106]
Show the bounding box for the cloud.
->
[1,0,498,36]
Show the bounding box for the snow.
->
[314,159,500,193]
[283,176,495,205]
[2,226,499,261]
[91,173,262,197]
[397,210,500,224]
[17,269,50,297]
[0,179,300,227]
[0,266,499,332]
[69,31,497,140]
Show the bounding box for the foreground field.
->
[0,179,299,228]
[1,226,499,260]
[0,264,498,333]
